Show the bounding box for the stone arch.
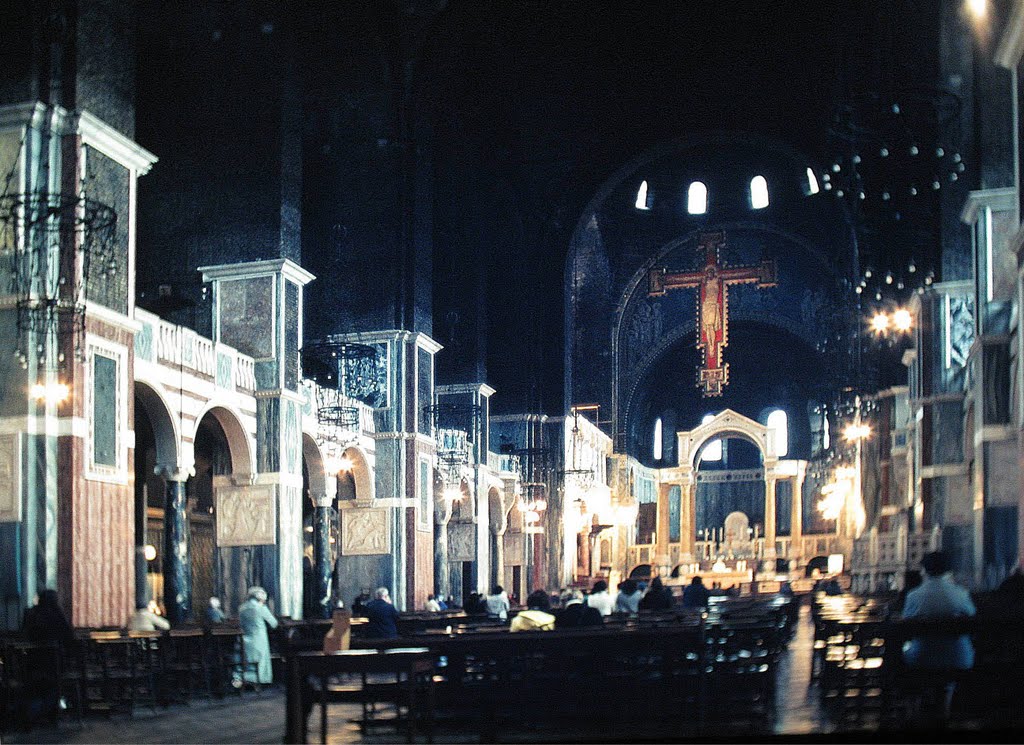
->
[301,433,329,502]
[192,402,254,475]
[487,486,507,534]
[565,134,858,444]
[340,444,374,501]
[134,379,181,470]
[678,409,775,470]
[628,564,652,580]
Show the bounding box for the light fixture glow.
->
[892,309,913,332]
[870,313,890,334]
[967,0,987,19]
[30,382,69,403]
[843,423,871,442]
[144,544,157,561]
[337,456,354,473]
[443,487,462,502]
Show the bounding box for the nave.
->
[7,591,1023,744]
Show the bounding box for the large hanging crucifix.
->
[648,231,776,397]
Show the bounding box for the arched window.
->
[635,180,651,210]
[805,167,820,195]
[699,413,721,461]
[653,417,663,461]
[767,409,788,457]
[687,181,707,215]
[822,413,831,451]
[750,175,769,209]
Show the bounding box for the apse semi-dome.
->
[565,132,858,462]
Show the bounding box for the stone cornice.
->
[77,111,158,174]
[199,258,315,287]
[960,187,1017,225]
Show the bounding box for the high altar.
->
[644,410,811,578]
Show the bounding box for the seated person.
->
[128,601,171,632]
[614,579,643,614]
[901,551,976,724]
[205,596,226,624]
[681,576,711,609]
[638,577,673,611]
[586,580,615,616]
[352,589,371,616]
[484,585,510,620]
[510,590,557,632]
[901,552,975,669]
[555,589,603,628]
[363,587,400,639]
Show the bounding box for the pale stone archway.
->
[653,409,804,575]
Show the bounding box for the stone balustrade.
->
[135,308,257,394]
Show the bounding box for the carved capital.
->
[155,464,194,483]
[231,472,259,487]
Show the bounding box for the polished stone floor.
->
[4,605,1005,744]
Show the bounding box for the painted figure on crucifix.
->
[700,263,723,367]
[648,230,776,397]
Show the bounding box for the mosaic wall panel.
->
[84,148,129,314]
[220,277,274,359]
[284,281,299,391]
[343,342,388,409]
[134,321,155,362]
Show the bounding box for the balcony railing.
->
[135,308,257,394]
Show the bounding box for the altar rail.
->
[849,527,942,593]
[627,534,853,572]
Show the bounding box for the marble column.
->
[490,527,505,590]
[135,480,151,611]
[434,519,450,598]
[312,495,333,618]
[655,482,671,574]
[163,472,192,624]
[764,475,777,562]
[680,478,696,562]
[790,474,803,562]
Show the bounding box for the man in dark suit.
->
[555,589,603,628]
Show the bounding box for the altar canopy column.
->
[680,475,696,562]
[312,493,333,618]
[163,469,192,625]
[764,474,777,560]
[655,482,672,574]
[790,474,803,563]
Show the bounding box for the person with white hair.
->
[237,586,278,685]
[364,586,400,639]
[205,596,225,624]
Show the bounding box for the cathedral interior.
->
[1,0,1024,741]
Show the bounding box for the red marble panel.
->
[405,507,434,611]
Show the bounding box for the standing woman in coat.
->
[238,586,278,685]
